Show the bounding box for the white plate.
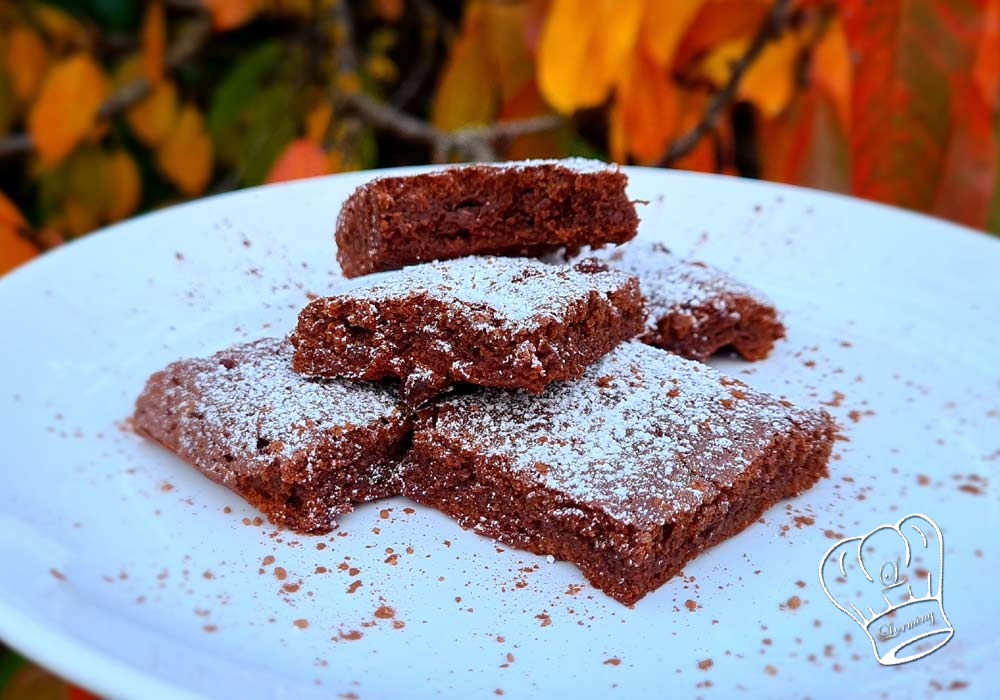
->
[1,168,998,699]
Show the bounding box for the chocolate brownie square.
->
[335,158,638,278]
[583,241,785,361]
[133,338,412,534]
[291,256,645,404]
[402,342,834,605]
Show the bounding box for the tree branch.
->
[330,0,562,163]
[0,16,210,160]
[659,0,793,167]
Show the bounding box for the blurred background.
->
[0,0,997,692]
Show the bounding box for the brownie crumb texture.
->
[133,338,413,534]
[583,240,786,361]
[291,255,645,404]
[335,158,639,277]
[403,342,834,604]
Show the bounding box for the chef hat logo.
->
[819,514,953,666]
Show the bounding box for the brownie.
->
[402,342,834,605]
[291,256,645,404]
[133,338,412,534]
[335,158,638,278]
[580,241,785,361]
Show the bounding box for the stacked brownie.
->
[135,158,834,605]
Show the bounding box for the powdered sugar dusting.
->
[423,157,616,177]
[430,342,830,530]
[330,256,635,331]
[584,241,770,334]
[153,338,406,470]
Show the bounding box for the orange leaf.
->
[141,1,166,84]
[608,101,627,163]
[304,102,333,144]
[126,80,179,146]
[671,90,719,173]
[499,80,563,161]
[5,26,50,102]
[673,0,769,74]
[0,189,28,232]
[106,150,142,222]
[811,17,852,133]
[758,86,850,192]
[973,0,1000,109]
[538,0,645,114]
[265,139,330,184]
[27,54,110,167]
[931,79,996,230]
[373,0,405,22]
[431,1,498,131]
[482,1,534,103]
[638,0,705,68]
[204,0,263,31]
[156,105,214,196]
[617,48,680,164]
[841,0,984,211]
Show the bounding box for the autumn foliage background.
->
[1,0,999,278]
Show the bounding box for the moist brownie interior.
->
[335,158,638,277]
[291,256,645,404]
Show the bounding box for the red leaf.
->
[265,139,329,184]
[840,0,985,212]
[930,0,998,230]
[758,86,850,193]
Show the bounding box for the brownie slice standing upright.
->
[335,158,638,278]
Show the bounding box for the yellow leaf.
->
[812,17,852,133]
[141,1,166,84]
[638,0,705,68]
[62,200,100,237]
[33,5,92,52]
[204,0,264,31]
[538,0,645,114]
[126,80,179,146]
[304,102,333,144]
[265,139,330,184]
[6,27,50,102]
[617,48,679,164]
[156,105,214,196]
[106,150,142,222]
[431,1,497,131]
[27,54,110,167]
[700,30,804,118]
[65,146,111,231]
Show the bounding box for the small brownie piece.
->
[133,338,412,534]
[403,342,834,605]
[291,256,645,404]
[583,241,785,361]
[335,158,638,278]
